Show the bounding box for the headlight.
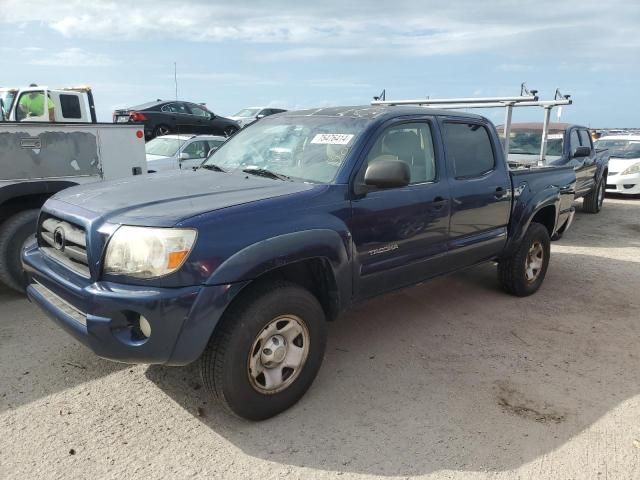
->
[621,162,640,175]
[104,226,197,278]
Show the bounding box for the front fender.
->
[206,228,352,302]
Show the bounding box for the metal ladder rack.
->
[371,84,573,166]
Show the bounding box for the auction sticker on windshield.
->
[311,134,354,145]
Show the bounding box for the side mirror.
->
[572,146,591,158]
[364,159,410,189]
[256,113,266,119]
[179,152,190,161]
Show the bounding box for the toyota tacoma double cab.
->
[23,106,576,420]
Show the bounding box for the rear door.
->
[350,119,451,299]
[161,102,192,133]
[441,120,511,269]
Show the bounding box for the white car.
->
[229,107,287,128]
[595,135,640,195]
[145,134,226,173]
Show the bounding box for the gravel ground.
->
[1,197,639,480]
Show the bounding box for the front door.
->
[441,120,511,269]
[350,120,451,299]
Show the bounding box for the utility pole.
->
[174,62,178,101]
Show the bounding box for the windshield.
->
[204,115,368,183]
[595,139,640,159]
[145,137,186,156]
[233,108,261,118]
[0,91,16,118]
[501,129,564,159]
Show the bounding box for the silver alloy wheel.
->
[224,127,236,137]
[525,241,544,282]
[157,126,170,136]
[247,315,310,394]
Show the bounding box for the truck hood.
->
[609,157,640,174]
[53,169,316,226]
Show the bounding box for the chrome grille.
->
[39,216,90,278]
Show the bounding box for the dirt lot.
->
[1,197,639,480]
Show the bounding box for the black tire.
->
[498,222,551,297]
[153,124,172,137]
[200,281,327,421]
[223,126,238,137]
[0,209,39,292]
[583,177,605,213]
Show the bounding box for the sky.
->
[1,0,639,127]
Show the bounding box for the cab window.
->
[189,105,211,118]
[182,140,209,159]
[363,122,436,184]
[16,91,54,122]
[443,122,495,178]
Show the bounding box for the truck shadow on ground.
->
[147,244,640,476]
[0,287,126,414]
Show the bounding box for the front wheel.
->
[200,281,327,420]
[498,222,551,297]
[223,126,238,137]
[583,177,605,213]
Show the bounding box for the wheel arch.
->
[0,180,78,221]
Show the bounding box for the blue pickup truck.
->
[504,122,609,213]
[23,106,576,420]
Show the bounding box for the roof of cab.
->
[283,105,486,121]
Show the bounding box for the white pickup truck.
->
[0,85,147,292]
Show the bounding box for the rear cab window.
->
[442,122,495,178]
[59,94,81,119]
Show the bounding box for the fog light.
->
[139,315,152,338]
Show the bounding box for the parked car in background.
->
[145,134,226,173]
[501,122,609,213]
[229,107,287,128]
[24,106,576,420]
[113,101,240,140]
[595,135,640,196]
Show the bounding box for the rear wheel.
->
[498,222,550,297]
[583,177,605,213]
[200,281,327,420]
[153,125,171,137]
[0,209,39,293]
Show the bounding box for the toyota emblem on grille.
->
[53,226,66,251]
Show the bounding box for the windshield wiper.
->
[196,164,226,172]
[242,167,292,181]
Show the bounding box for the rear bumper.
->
[23,244,248,365]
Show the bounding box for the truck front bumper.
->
[23,244,247,366]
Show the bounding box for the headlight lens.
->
[104,226,197,278]
[621,162,640,175]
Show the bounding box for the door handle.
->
[494,187,507,199]
[430,196,448,210]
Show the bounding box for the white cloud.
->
[2,0,639,65]
[27,47,115,67]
